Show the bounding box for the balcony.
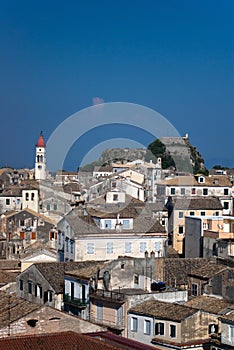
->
[90,289,125,303]
[63,293,87,308]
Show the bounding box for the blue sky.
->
[0,0,233,170]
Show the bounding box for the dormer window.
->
[198,176,205,183]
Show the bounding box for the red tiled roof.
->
[36,133,46,147]
[0,331,122,350]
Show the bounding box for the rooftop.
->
[129,299,197,322]
[172,197,223,210]
[0,291,40,328]
[0,331,122,350]
[189,260,228,279]
[36,132,46,148]
[185,295,234,314]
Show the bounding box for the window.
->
[122,220,130,229]
[140,242,147,253]
[203,222,209,230]
[134,275,139,285]
[65,239,69,252]
[192,283,198,296]
[35,285,42,298]
[125,242,132,253]
[229,325,234,341]
[215,211,219,216]
[144,320,151,335]
[155,322,164,335]
[189,211,195,216]
[224,188,229,195]
[97,303,103,321]
[48,291,53,302]
[25,192,29,201]
[191,188,196,195]
[20,232,25,240]
[155,242,161,252]
[131,317,138,332]
[106,242,113,254]
[113,194,118,201]
[178,226,184,234]
[104,220,111,229]
[54,203,57,210]
[179,211,184,218]
[70,240,74,254]
[203,188,208,196]
[209,324,218,334]
[170,188,175,195]
[6,198,10,205]
[46,204,50,211]
[224,202,229,210]
[200,211,205,216]
[28,281,32,294]
[199,177,204,183]
[170,324,176,338]
[180,188,185,195]
[20,279,23,291]
[87,243,94,254]
[31,193,35,201]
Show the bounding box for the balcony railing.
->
[63,293,87,307]
[90,289,125,302]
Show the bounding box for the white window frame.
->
[144,320,151,335]
[125,242,132,253]
[140,242,147,253]
[106,242,113,254]
[131,317,138,332]
[87,243,94,254]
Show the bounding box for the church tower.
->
[35,131,46,180]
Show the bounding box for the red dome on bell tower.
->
[36,131,46,148]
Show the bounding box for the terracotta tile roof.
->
[185,295,234,314]
[93,165,113,172]
[219,310,234,322]
[189,260,227,279]
[161,258,207,285]
[87,331,160,349]
[66,262,107,279]
[0,260,21,271]
[0,331,122,350]
[32,261,108,293]
[88,194,144,205]
[23,208,56,225]
[172,197,223,210]
[63,182,81,193]
[65,205,166,236]
[0,291,40,328]
[0,270,19,285]
[129,300,198,322]
[161,175,232,187]
[36,132,46,147]
[0,187,22,197]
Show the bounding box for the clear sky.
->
[0,0,233,170]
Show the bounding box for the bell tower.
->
[35,131,46,180]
